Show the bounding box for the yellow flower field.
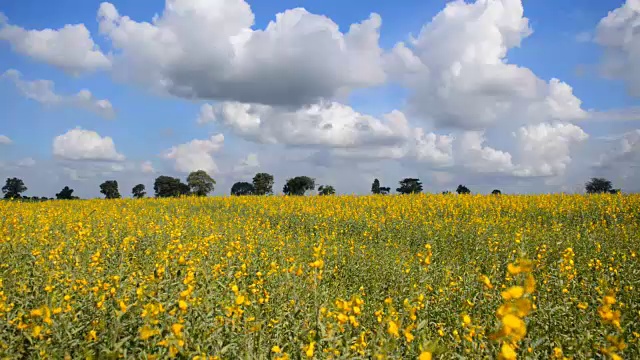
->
[0,194,639,359]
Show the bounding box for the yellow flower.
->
[524,274,535,294]
[86,330,97,341]
[577,302,588,310]
[272,345,282,353]
[305,341,315,358]
[418,351,432,360]
[462,314,471,326]
[499,342,517,360]
[501,286,524,300]
[387,320,400,338]
[139,325,158,340]
[235,294,245,305]
[171,323,184,336]
[178,300,188,311]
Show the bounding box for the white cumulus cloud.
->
[595,0,640,97]
[384,0,588,130]
[199,101,411,148]
[163,134,225,174]
[141,161,156,174]
[2,69,115,118]
[97,0,385,106]
[0,13,110,74]
[0,135,12,145]
[53,128,125,161]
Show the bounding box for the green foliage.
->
[318,185,336,195]
[283,176,315,196]
[56,186,78,200]
[132,184,146,199]
[2,177,27,199]
[187,170,215,196]
[231,182,254,196]
[252,173,274,195]
[154,176,190,198]
[585,178,619,194]
[397,178,423,194]
[99,180,121,199]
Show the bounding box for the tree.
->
[56,186,77,200]
[585,178,619,194]
[132,184,146,199]
[231,182,254,196]
[252,173,274,195]
[491,189,502,195]
[154,176,190,198]
[2,177,27,199]
[187,170,215,196]
[396,178,423,194]
[283,176,315,196]
[318,185,336,196]
[371,179,391,195]
[371,179,381,194]
[99,180,121,199]
[456,185,471,194]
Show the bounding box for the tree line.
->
[1,174,623,200]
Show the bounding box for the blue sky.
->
[1,0,639,197]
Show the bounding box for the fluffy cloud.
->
[53,128,125,161]
[512,123,588,177]
[163,134,225,174]
[596,129,640,168]
[233,153,260,174]
[97,0,384,106]
[2,70,115,118]
[457,131,515,173]
[199,101,411,147]
[141,161,156,174]
[384,0,588,129]
[595,0,640,97]
[0,13,110,74]
[0,135,11,145]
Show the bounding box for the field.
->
[0,194,639,359]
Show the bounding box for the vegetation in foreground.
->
[0,194,639,359]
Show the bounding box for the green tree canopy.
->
[283,176,315,196]
[252,173,274,195]
[56,186,78,200]
[318,185,336,196]
[2,177,27,199]
[154,176,190,198]
[231,182,254,196]
[132,184,146,199]
[99,180,121,199]
[585,178,619,194]
[456,185,471,194]
[396,178,423,194]
[187,170,215,196]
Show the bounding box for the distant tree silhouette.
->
[442,191,451,195]
[132,184,146,199]
[397,178,423,194]
[318,185,336,195]
[99,180,121,199]
[56,186,78,200]
[585,178,619,194]
[491,189,502,195]
[154,176,190,198]
[231,182,254,196]
[2,177,27,199]
[283,176,315,196]
[252,173,274,195]
[456,185,471,194]
[371,179,391,195]
[187,170,215,196]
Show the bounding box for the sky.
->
[1,0,640,198]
